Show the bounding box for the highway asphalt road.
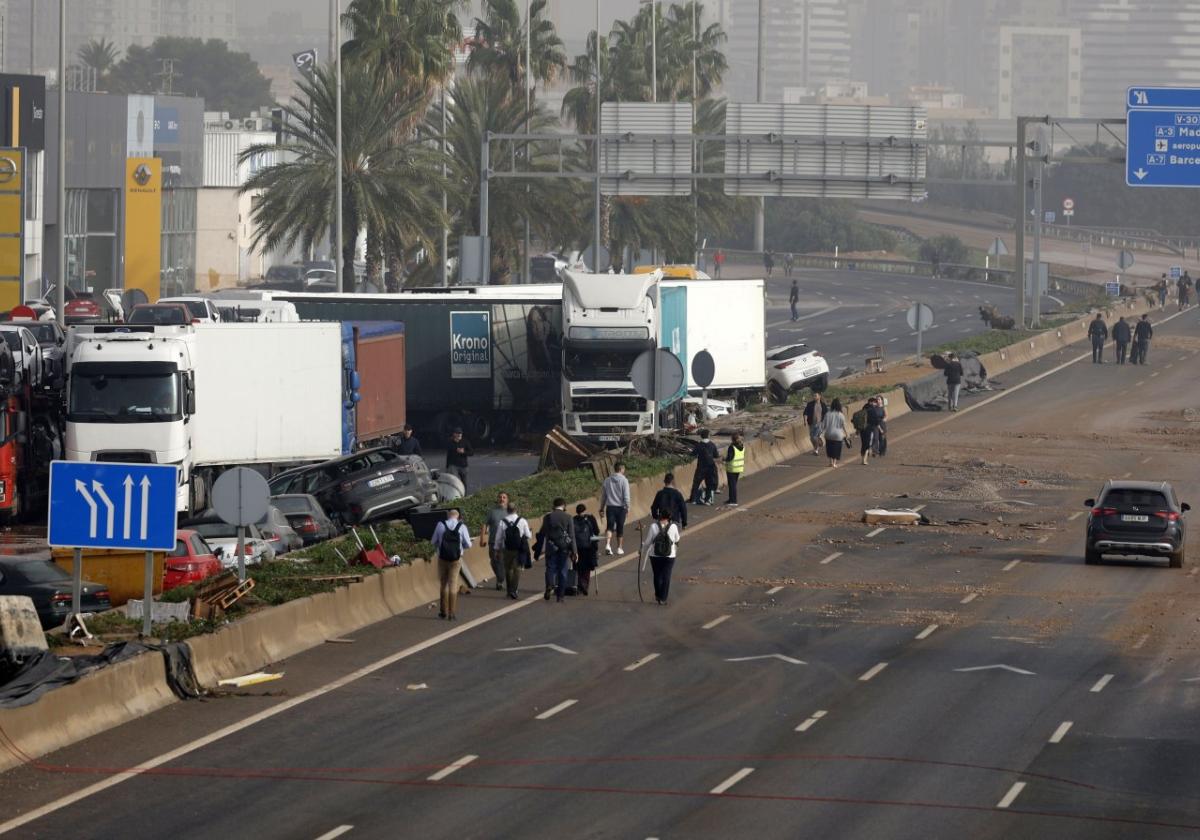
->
[4,310,1200,838]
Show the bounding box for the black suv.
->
[1084,480,1189,567]
[267,448,439,526]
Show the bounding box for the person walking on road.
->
[788,279,800,321]
[853,398,885,466]
[764,250,775,277]
[495,503,532,600]
[944,352,965,411]
[821,398,849,468]
[430,508,472,620]
[690,430,720,505]
[445,427,473,491]
[803,392,827,455]
[1112,316,1132,365]
[784,252,796,277]
[724,432,746,506]
[601,462,631,555]
[642,511,681,606]
[397,423,422,456]
[1134,314,1154,365]
[484,491,510,591]
[1088,313,1108,364]
[1158,275,1170,309]
[572,504,600,596]
[1179,272,1193,310]
[535,498,577,603]
[652,473,688,529]
[713,249,726,279]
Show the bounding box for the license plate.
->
[803,367,820,377]
[1121,514,1149,522]
[598,435,619,442]
[368,474,396,488]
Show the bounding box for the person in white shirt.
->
[430,509,472,620]
[601,462,632,555]
[642,512,681,606]
[492,504,533,600]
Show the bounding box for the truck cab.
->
[560,269,660,440]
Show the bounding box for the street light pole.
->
[692,0,698,268]
[593,0,602,272]
[55,0,65,323]
[524,0,531,283]
[441,83,448,287]
[753,0,765,254]
[333,0,345,292]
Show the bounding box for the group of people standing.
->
[1088,313,1154,365]
[803,392,889,468]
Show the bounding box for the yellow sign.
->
[123,157,162,301]
[0,147,24,312]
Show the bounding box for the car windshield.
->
[69,364,180,422]
[272,496,313,514]
[8,560,69,584]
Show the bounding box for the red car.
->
[163,529,223,592]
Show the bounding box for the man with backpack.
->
[535,498,577,603]
[642,511,681,606]
[690,430,720,505]
[484,491,510,591]
[430,508,473,620]
[651,473,688,529]
[492,502,532,600]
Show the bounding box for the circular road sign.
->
[1118,249,1136,271]
[691,349,716,390]
[906,303,934,332]
[1062,197,1075,210]
[630,348,685,403]
[211,467,271,527]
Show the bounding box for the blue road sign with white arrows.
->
[48,461,178,550]
[1126,86,1200,187]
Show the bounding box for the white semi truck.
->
[64,323,344,514]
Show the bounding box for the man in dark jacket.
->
[396,424,422,456]
[943,352,964,412]
[1133,314,1154,365]
[445,427,473,490]
[534,498,577,603]
[1111,316,1132,365]
[652,473,688,528]
[1088,314,1108,364]
[789,279,800,321]
[689,430,719,505]
[860,397,886,465]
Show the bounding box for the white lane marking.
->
[314,828,354,840]
[960,592,979,604]
[1037,536,1049,544]
[1121,472,1132,478]
[823,331,834,336]
[766,585,785,595]
[1151,372,1160,378]
[427,754,479,782]
[859,662,889,682]
[1068,511,1084,521]
[873,328,888,333]
[865,527,887,538]
[1135,380,1145,387]
[912,504,926,512]
[889,337,899,343]
[795,710,828,732]
[1048,722,1073,744]
[868,318,877,323]
[535,699,578,720]
[710,767,755,795]
[820,551,842,565]
[1141,457,1152,464]
[915,624,939,640]
[1090,674,1114,693]
[1166,363,1174,370]
[1002,559,1021,572]
[846,324,856,329]
[1132,633,1150,650]
[839,352,851,357]
[624,653,660,672]
[997,782,1027,809]
[703,614,731,630]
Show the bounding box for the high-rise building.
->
[77,0,238,56]
[721,0,852,103]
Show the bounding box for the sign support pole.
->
[237,525,247,583]
[71,547,82,620]
[142,550,153,637]
[916,301,924,359]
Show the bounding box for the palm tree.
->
[342,0,463,103]
[468,0,566,92]
[240,64,447,292]
[77,38,120,87]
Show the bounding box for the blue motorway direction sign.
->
[1128,86,1200,110]
[48,461,178,550]
[1126,107,1200,187]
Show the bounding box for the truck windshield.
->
[69,363,180,422]
[563,348,640,381]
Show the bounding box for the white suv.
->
[766,343,829,402]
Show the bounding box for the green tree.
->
[469,0,566,91]
[240,64,446,292]
[918,234,968,267]
[342,0,463,104]
[109,38,271,114]
[77,38,120,88]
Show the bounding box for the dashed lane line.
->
[766,585,785,595]
[915,624,939,640]
[859,662,889,682]
[865,527,887,538]
[314,828,354,840]
[1048,722,1073,744]
[1068,511,1084,521]
[1002,559,1021,572]
[702,615,731,630]
[795,711,828,733]
[710,768,755,795]
[997,782,1027,809]
[1132,634,1150,650]
[820,551,843,565]
[960,592,979,605]
[427,755,479,781]
[624,653,660,672]
[535,699,578,720]
[1090,674,1114,693]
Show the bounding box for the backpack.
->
[549,520,574,552]
[653,525,674,557]
[503,518,523,551]
[851,408,869,433]
[438,521,463,561]
[574,516,594,552]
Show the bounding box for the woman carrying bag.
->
[573,503,601,596]
[821,398,850,469]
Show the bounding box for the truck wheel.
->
[467,413,492,444]
[1170,548,1185,569]
[1084,546,1101,565]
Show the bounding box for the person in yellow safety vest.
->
[724,432,745,507]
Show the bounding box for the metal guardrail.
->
[1024,222,1186,257]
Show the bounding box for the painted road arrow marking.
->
[497,644,578,655]
[954,665,1035,676]
[726,654,806,665]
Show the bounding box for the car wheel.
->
[767,381,788,404]
[1084,546,1101,565]
[811,374,829,394]
[1169,547,1185,569]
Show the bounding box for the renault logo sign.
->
[132,163,153,186]
[0,156,16,184]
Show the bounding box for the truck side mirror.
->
[185,376,196,414]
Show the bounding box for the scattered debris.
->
[218,671,283,688]
[325,637,355,644]
[863,509,923,526]
[406,683,429,691]
[192,572,255,620]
